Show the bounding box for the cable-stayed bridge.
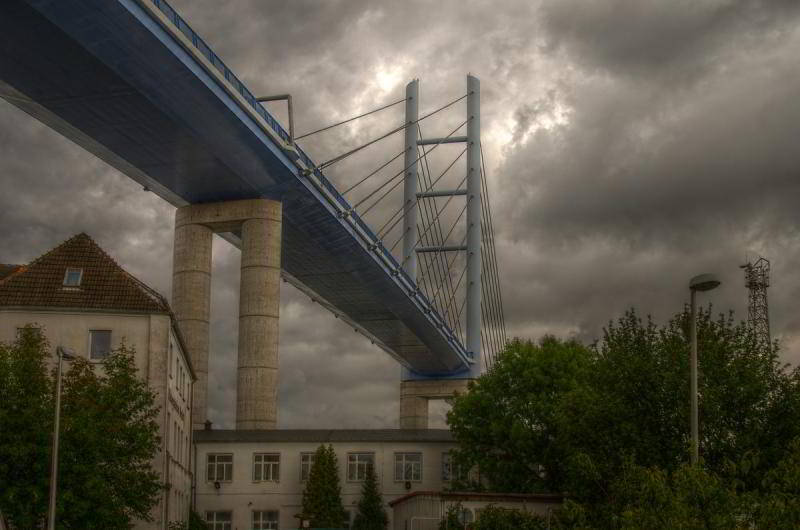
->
[0,0,505,382]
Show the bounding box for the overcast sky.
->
[2,0,800,429]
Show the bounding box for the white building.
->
[194,429,458,530]
[0,233,195,529]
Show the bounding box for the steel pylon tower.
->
[740,257,771,351]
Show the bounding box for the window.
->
[206,511,232,530]
[63,267,83,287]
[347,453,374,481]
[253,453,280,482]
[300,452,315,481]
[394,452,422,482]
[89,330,111,360]
[252,510,279,530]
[207,453,233,482]
[442,452,465,482]
[169,341,174,379]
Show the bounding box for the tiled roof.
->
[193,429,456,444]
[0,233,170,314]
[0,264,23,282]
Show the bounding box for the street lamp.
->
[48,346,76,530]
[688,273,721,465]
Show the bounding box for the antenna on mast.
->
[740,257,771,351]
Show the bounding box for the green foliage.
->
[352,463,388,530]
[447,336,592,493]
[748,437,800,527]
[302,444,348,528]
[438,504,465,530]
[608,460,743,529]
[472,505,547,530]
[168,511,210,530]
[446,308,800,527]
[0,326,163,529]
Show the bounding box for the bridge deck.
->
[0,0,471,376]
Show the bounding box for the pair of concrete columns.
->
[172,199,281,430]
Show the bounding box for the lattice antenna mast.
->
[740,257,771,350]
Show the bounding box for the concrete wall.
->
[0,309,193,530]
[195,439,458,530]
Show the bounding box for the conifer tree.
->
[352,463,388,530]
[302,444,347,527]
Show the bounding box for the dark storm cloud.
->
[2,0,800,428]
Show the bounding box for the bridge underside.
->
[0,0,470,376]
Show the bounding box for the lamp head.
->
[56,346,77,360]
[690,273,721,292]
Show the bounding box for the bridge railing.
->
[146,0,468,364]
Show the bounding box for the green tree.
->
[352,463,388,530]
[0,326,163,528]
[302,444,347,528]
[446,308,800,526]
[447,336,592,493]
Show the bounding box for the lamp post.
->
[48,346,75,530]
[688,274,721,465]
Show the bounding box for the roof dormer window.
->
[63,267,83,287]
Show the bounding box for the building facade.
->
[389,491,564,530]
[194,429,459,530]
[0,233,195,529]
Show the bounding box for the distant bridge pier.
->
[399,376,471,429]
[173,199,282,430]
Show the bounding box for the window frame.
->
[205,510,232,530]
[252,452,280,483]
[62,267,83,287]
[88,329,112,360]
[394,452,423,482]
[206,453,233,483]
[252,509,279,530]
[346,452,375,482]
[299,452,315,482]
[442,452,465,482]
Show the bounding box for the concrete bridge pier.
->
[399,377,471,429]
[172,199,282,430]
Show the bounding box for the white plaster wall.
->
[195,440,458,530]
[0,310,193,530]
[0,309,151,374]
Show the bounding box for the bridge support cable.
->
[376,147,466,239]
[480,205,504,362]
[392,181,467,256]
[305,94,469,174]
[480,242,503,364]
[425,234,467,324]
[416,121,461,342]
[415,151,462,341]
[480,143,507,346]
[295,97,408,140]
[350,121,467,217]
[342,149,405,196]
